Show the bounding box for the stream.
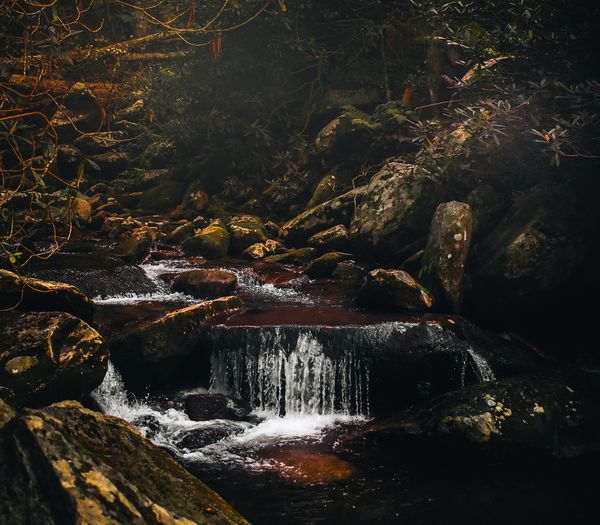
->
[36,254,594,524]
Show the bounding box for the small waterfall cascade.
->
[210,328,372,416]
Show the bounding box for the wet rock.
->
[306,174,339,209]
[332,261,366,285]
[350,162,447,256]
[72,197,93,224]
[419,202,473,313]
[49,83,103,141]
[0,401,249,524]
[110,296,244,386]
[182,220,230,259]
[114,226,154,263]
[344,372,600,461]
[358,269,434,311]
[227,215,268,253]
[172,269,238,299]
[0,311,107,406]
[73,131,128,154]
[307,224,350,251]
[263,247,317,265]
[88,151,131,179]
[184,393,252,421]
[305,252,352,278]
[242,240,285,260]
[281,186,367,243]
[266,449,357,485]
[0,269,94,321]
[138,181,186,213]
[176,422,246,451]
[165,217,208,244]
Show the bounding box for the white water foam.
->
[93,260,197,305]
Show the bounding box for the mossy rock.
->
[0,400,249,524]
[182,221,230,259]
[307,224,350,251]
[0,311,107,406]
[304,252,352,278]
[227,215,268,253]
[358,269,434,312]
[138,181,186,212]
[306,174,339,209]
[263,247,317,265]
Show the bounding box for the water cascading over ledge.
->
[203,322,495,417]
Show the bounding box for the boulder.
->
[0,269,94,321]
[0,400,249,524]
[307,224,350,251]
[343,372,600,461]
[281,186,367,243]
[182,221,230,259]
[56,144,84,179]
[138,181,186,213]
[165,217,208,244]
[242,240,285,260]
[305,252,352,278]
[115,99,147,122]
[466,184,507,239]
[227,215,268,253]
[0,311,107,406]
[113,226,154,263]
[469,186,589,313]
[142,139,177,169]
[184,393,252,422]
[110,296,244,386]
[172,269,238,299]
[349,162,447,256]
[72,197,93,224]
[419,201,473,313]
[73,131,128,154]
[358,269,434,311]
[49,83,103,142]
[332,261,366,285]
[306,174,339,209]
[263,247,317,265]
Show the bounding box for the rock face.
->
[419,201,473,313]
[281,186,367,243]
[0,312,107,406]
[344,372,600,460]
[227,215,268,253]
[0,400,249,524]
[172,270,238,299]
[0,269,94,321]
[349,162,447,256]
[110,297,244,387]
[182,221,230,259]
[358,269,434,311]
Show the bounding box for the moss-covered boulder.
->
[49,83,103,142]
[227,215,268,253]
[307,225,350,251]
[110,296,244,386]
[263,247,317,265]
[172,269,238,299]
[73,131,128,154]
[114,226,154,263]
[138,181,186,212]
[0,400,249,524]
[306,174,339,209]
[0,311,107,406]
[281,186,367,243]
[242,240,285,260]
[419,201,473,313]
[304,252,352,278]
[72,197,93,224]
[358,269,434,311]
[349,162,447,256]
[182,220,230,259]
[165,217,208,244]
[344,372,600,460]
[0,269,94,321]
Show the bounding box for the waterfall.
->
[466,347,495,382]
[210,328,371,416]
